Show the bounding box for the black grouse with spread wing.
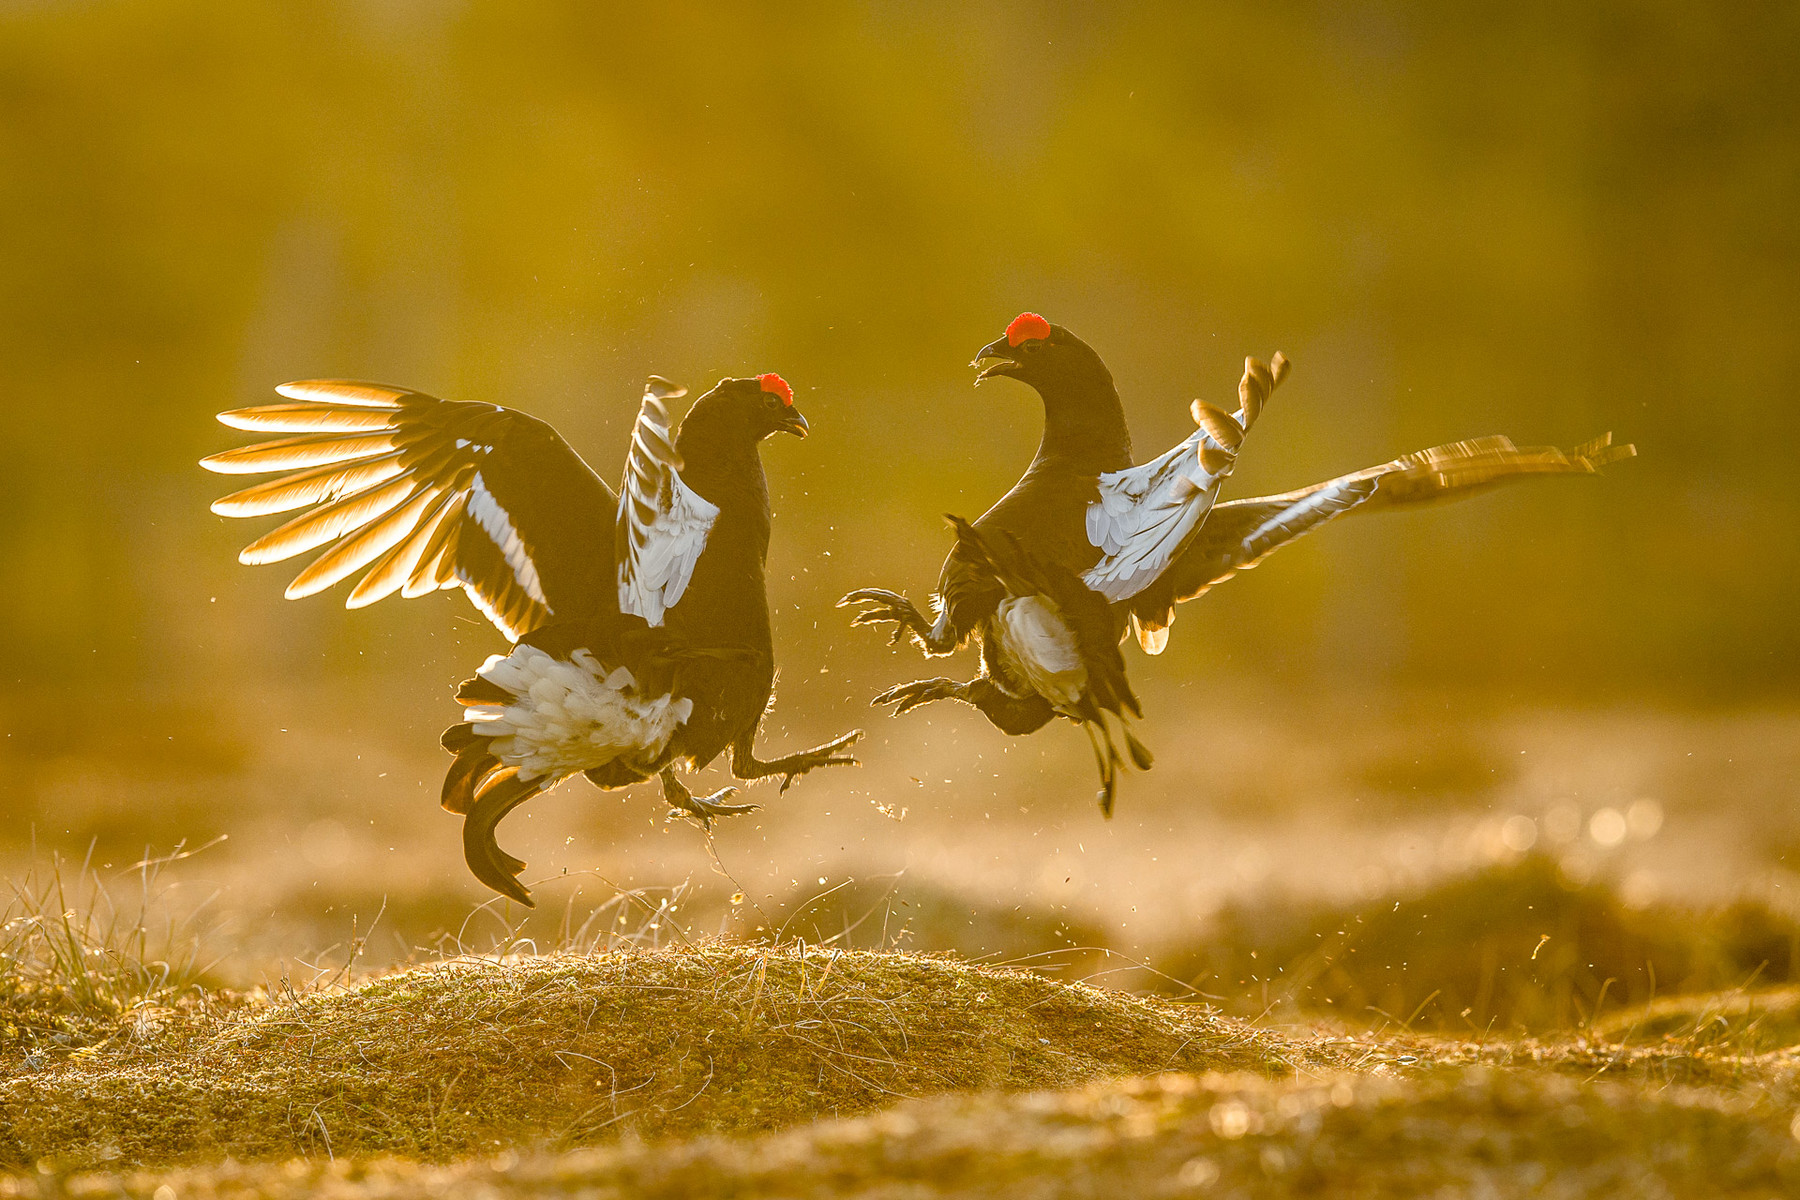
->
[843,313,1633,812]
[205,373,860,904]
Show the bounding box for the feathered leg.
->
[872,677,1056,736]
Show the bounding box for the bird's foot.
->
[662,774,759,829]
[871,677,965,717]
[748,730,864,794]
[838,588,932,646]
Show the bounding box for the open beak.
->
[777,409,810,438]
[971,336,1023,384]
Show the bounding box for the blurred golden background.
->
[1,2,1796,1006]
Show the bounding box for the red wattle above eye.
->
[1006,312,1051,346]
[756,372,794,407]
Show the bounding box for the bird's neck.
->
[674,426,770,527]
[1028,373,1133,474]
[667,424,773,648]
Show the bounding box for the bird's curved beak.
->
[776,409,810,438]
[971,336,1023,384]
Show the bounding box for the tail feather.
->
[439,720,485,755]
[1124,727,1155,772]
[454,673,513,706]
[1083,723,1119,817]
[1082,713,1155,816]
[463,768,542,906]
[441,743,500,814]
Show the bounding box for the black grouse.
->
[842,313,1633,812]
[204,372,861,905]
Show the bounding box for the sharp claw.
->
[840,588,900,607]
[873,680,960,717]
[668,786,759,829]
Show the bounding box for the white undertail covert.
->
[463,645,692,782]
[994,595,1088,709]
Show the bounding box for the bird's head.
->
[683,373,810,442]
[971,313,1109,391]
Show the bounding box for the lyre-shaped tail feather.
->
[461,769,543,906]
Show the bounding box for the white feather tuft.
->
[466,645,692,781]
[993,596,1088,709]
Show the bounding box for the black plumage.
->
[843,313,1634,811]
[207,374,859,905]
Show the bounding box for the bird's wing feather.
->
[1123,432,1636,652]
[1082,355,1287,602]
[203,380,620,640]
[615,378,718,627]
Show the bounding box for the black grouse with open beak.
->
[972,335,1024,383]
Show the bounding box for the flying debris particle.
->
[730,892,745,905]
[1532,934,1551,960]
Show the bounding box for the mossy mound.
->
[38,1070,1800,1199]
[1166,856,1800,1030]
[0,944,1298,1170]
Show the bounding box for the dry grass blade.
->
[0,842,224,1063]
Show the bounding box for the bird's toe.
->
[669,786,760,827]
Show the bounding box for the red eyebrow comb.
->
[1006,312,1051,346]
[756,373,793,406]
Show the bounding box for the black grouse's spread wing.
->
[1123,433,1636,652]
[1082,355,1287,603]
[614,378,719,627]
[203,380,619,640]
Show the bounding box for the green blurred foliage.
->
[0,0,1795,701]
